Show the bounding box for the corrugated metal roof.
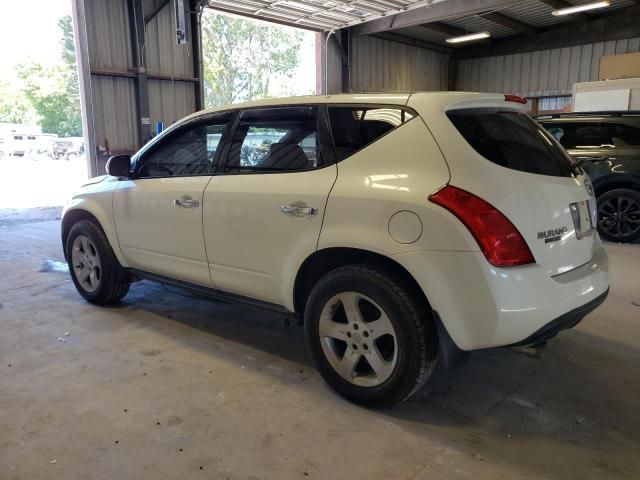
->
[207,0,637,46]
[205,0,450,30]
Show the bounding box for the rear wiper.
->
[571,159,584,175]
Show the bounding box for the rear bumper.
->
[509,288,609,347]
[392,244,609,350]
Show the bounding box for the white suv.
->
[62,93,609,407]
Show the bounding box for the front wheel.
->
[304,265,437,408]
[66,220,130,305]
[597,188,640,243]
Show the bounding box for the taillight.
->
[504,94,528,104]
[429,185,535,267]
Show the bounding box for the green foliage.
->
[0,80,34,124]
[12,14,82,137]
[201,13,304,107]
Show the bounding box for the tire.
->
[304,265,437,408]
[597,188,640,243]
[66,219,130,305]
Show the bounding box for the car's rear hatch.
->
[410,93,598,276]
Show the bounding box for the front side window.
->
[328,107,415,161]
[225,106,321,173]
[137,113,231,178]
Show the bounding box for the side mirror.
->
[106,154,131,178]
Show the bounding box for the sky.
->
[0,0,72,81]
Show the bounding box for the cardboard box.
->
[599,52,640,81]
[573,78,640,111]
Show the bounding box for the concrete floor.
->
[1,220,639,480]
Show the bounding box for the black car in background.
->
[537,112,640,243]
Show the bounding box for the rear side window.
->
[448,109,574,177]
[328,107,415,161]
[225,106,322,173]
[541,122,613,149]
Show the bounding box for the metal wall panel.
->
[85,0,132,71]
[346,35,448,93]
[148,79,196,127]
[91,76,138,153]
[456,37,640,97]
[145,0,195,77]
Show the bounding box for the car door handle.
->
[281,204,317,216]
[174,197,200,209]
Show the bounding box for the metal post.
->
[71,0,98,178]
[340,29,350,93]
[127,0,151,147]
[191,0,205,111]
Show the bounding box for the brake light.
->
[504,94,528,104]
[429,185,535,267]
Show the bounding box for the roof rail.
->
[535,111,640,119]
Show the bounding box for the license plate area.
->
[570,200,594,239]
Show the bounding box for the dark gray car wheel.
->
[597,188,640,243]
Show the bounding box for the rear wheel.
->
[66,220,130,304]
[304,265,437,408]
[597,188,640,243]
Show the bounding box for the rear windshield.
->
[447,108,574,177]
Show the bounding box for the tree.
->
[0,80,34,124]
[15,15,82,137]
[201,13,304,107]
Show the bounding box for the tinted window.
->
[448,109,574,177]
[137,113,230,178]
[542,122,613,149]
[609,123,640,146]
[328,107,415,161]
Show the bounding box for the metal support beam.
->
[372,32,453,54]
[71,0,98,178]
[481,11,537,34]
[456,6,640,59]
[144,0,170,24]
[419,22,466,37]
[340,29,350,93]
[351,0,522,36]
[191,0,205,110]
[448,55,457,91]
[90,68,200,83]
[127,0,151,147]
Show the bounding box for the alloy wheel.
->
[598,195,640,239]
[71,235,102,292]
[318,291,398,387]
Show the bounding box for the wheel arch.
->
[293,247,430,317]
[61,207,127,266]
[293,247,466,369]
[593,177,640,197]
